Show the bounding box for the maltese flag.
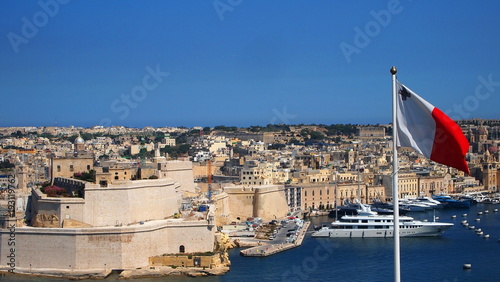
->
[396,81,470,175]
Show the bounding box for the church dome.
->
[478,126,488,135]
[75,136,85,144]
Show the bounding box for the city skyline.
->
[1,1,500,128]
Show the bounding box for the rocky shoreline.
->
[0,265,230,280]
[119,265,230,279]
[0,267,112,280]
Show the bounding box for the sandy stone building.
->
[300,182,385,210]
[213,185,289,225]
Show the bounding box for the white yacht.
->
[411,196,444,209]
[311,208,453,238]
[399,199,429,211]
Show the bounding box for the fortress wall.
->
[2,229,78,269]
[254,186,289,221]
[224,187,255,222]
[31,189,86,227]
[0,220,214,271]
[31,178,182,228]
[213,192,230,226]
[83,178,181,227]
[158,161,195,193]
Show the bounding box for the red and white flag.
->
[396,81,470,175]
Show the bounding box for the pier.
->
[240,221,310,257]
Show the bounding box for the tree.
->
[160,144,191,159]
[300,128,310,137]
[0,160,15,169]
[214,125,237,132]
[268,143,286,150]
[73,170,96,182]
[11,130,23,137]
[67,134,78,143]
[248,125,262,132]
[202,127,212,134]
[80,132,94,141]
[309,131,324,140]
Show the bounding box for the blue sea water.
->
[1,204,499,282]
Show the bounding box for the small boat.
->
[482,198,500,204]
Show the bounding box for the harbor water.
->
[2,203,500,282]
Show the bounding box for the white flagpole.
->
[391,66,401,282]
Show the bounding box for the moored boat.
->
[433,195,472,209]
[312,205,453,238]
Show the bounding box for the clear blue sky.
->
[1,0,499,128]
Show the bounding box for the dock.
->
[240,221,310,257]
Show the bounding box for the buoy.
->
[463,264,472,269]
[463,214,467,217]
[451,215,457,219]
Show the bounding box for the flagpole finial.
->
[390,66,397,75]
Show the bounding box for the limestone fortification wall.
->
[221,185,289,223]
[32,178,181,227]
[223,187,255,222]
[83,178,181,227]
[157,161,195,193]
[254,186,289,220]
[213,192,230,226]
[0,219,214,271]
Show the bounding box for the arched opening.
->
[179,245,185,253]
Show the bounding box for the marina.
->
[3,203,500,281]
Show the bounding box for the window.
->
[179,245,185,253]
[57,165,61,172]
[69,165,74,172]
[87,165,90,170]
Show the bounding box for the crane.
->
[207,158,212,203]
